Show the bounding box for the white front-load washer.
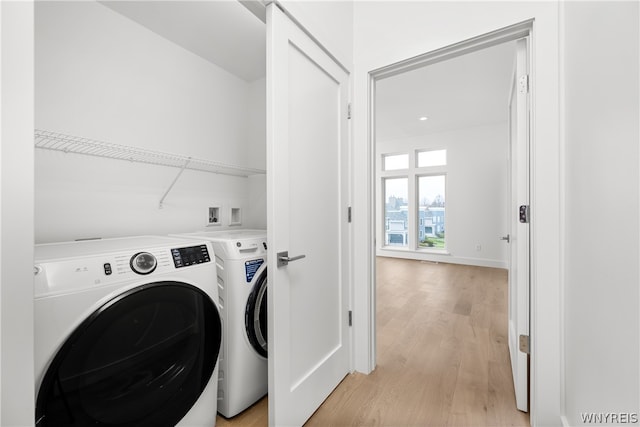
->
[170,230,267,418]
[34,236,222,427]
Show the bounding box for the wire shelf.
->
[34,129,266,177]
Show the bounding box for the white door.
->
[266,3,350,426]
[507,37,530,413]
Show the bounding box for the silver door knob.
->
[500,235,510,243]
[277,251,306,267]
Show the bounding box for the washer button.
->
[130,252,157,275]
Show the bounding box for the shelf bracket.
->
[159,157,191,209]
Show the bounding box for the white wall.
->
[246,77,267,171]
[35,1,266,243]
[245,77,267,229]
[352,2,562,425]
[563,2,640,425]
[0,2,35,425]
[377,123,508,268]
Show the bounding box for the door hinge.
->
[519,205,530,224]
[348,310,353,326]
[519,74,529,94]
[348,206,352,223]
[347,103,352,120]
[519,334,530,354]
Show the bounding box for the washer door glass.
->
[36,282,221,427]
[245,268,268,358]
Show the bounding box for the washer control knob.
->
[130,252,157,275]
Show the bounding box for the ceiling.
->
[101,0,266,82]
[376,41,517,141]
[99,1,513,138]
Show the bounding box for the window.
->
[379,149,446,251]
[418,175,445,249]
[383,154,408,171]
[417,149,446,167]
[383,177,408,247]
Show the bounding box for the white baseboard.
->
[376,248,507,269]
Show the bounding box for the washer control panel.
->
[171,244,211,268]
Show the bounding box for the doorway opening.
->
[369,20,533,422]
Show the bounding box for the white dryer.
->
[34,236,222,427]
[171,230,267,418]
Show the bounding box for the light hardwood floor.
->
[216,257,529,427]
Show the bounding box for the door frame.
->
[366,17,533,412]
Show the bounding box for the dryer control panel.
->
[171,244,211,268]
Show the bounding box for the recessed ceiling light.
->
[419,116,429,121]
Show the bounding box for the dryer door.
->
[35,282,221,427]
[245,267,268,358]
